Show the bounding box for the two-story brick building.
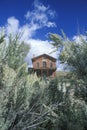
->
[31,54,57,78]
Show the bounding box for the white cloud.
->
[5,17,40,40]
[48,10,56,18]
[47,22,56,28]
[25,0,56,28]
[73,35,87,44]
[19,23,40,40]
[6,17,19,35]
[33,0,48,12]
[5,0,56,40]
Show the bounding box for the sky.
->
[0,0,87,70]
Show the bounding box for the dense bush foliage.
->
[0,30,87,130]
[49,32,87,129]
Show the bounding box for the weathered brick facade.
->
[32,54,57,77]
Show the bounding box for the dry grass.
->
[56,70,68,78]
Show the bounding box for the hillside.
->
[56,70,68,77]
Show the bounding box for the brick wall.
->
[32,56,56,69]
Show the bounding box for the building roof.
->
[32,54,57,62]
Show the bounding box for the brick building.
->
[31,54,57,78]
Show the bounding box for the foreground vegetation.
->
[0,30,87,130]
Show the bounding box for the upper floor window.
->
[37,62,39,68]
[43,61,46,68]
[50,62,53,68]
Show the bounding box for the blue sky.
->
[0,0,87,38]
[0,0,87,69]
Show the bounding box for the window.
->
[43,61,46,68]
[37,62,39,68]
[50,62,53,68]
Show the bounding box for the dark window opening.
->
[37,62,39,68]
[43,61,46,68]
[50,62,53,68]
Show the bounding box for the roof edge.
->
[32,53,57,61]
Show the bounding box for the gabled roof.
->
[32,54,57,62]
